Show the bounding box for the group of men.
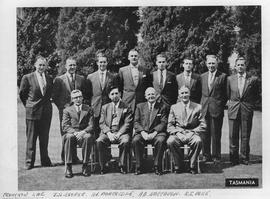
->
[19,49,259,178]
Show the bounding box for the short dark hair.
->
[108,85,120,94]
[156,53,167,60]
[235,57,246,64]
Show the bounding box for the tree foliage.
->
[138,6,235,74]
[56,7,140,76]
[17,7,60,86]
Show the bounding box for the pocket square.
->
[142,75,146,77]
[157,114,161,117]
[123,108,128,113]
[167,81,172,84]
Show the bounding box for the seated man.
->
[97,86,133,174]
[132,87,169,175]
[167,86,206,174]
[62,89,95,178]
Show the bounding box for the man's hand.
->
[114,132,121,141]
[176,132,188,143]
[107,132,116,142]
[148,131,158,140]
[74,131,86,142]
[141,131,149,141]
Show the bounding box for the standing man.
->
[132,87,169,175]
[97,86,133,174]
[119,49,152,112]
[62,90,95,178]
[227,57,259,165]
[52,57,86,163]
[200,55,227,162]
[176,57,201,103]
[19,56,53,170]
[86,54,115,136]
[167,86,206,174]
[152,54,178,107]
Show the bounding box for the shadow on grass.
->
[201,153,262,174]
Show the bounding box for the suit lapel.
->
[94,72,102,91]
[71,105,79,121]
[232,75,241,98]
[127,66,135,87]
[79,104,88,123]
[186,102,194,122]
[241,75,251,98]
[63,74,71,92]
[149,102,159,128]
[33,72,43,96]
[107,103,113,127]
[209,71,219,95]
[137,69,143,88]
[190,73,195,89]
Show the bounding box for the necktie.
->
[71,74,75,90]
[101,72,105,89]
[183,104,187,121]
[148,104,153,129]
[160,70,164,89]
[77,106,81,119]
[185,74,190,88]
[239,75,244,97]
[113,104,117,118]
[40,73,46,95]
[209,72,214,91]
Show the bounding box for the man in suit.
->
[167,86,206,174]
[62,89,95,178]
[152,54,178,107]
[19,56,54,170]
[132,87,168,175]
[52,57,86,162]
[200,55,227,162]
[227,57,259,165]
[119,49,152,112]
[97,86,133,174]
[86,54,115,136]
[176,57,201,103]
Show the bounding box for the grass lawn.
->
[17,102,262,190]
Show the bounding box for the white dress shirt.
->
[208,70,217,90]
[130,65,139,86]
[238,72,246,96]
[98,70,107,88]
[158,69,166,87]
[35,71,46,95]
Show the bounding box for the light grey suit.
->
[167,101,206,169]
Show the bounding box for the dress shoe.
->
[100,166,109,175]
[231,160,239,166]
[154,166,162,175]
[82,164,91,177]
[134,168,142,175]
[120,166,127,174]
[213,157,221,163]
[24,164,33,170]
[202,156,212,162]
[189,168,197,175]
[65,164,73,178]
[240,160,250,165]
[42,163,55,167]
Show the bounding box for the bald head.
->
[145,87,157,104]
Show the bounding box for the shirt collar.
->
[66,72,74,78]
[130,64,139,69]
[181,100,190,108]
[98,70,107,74]
[35,71,44,77]
[209,70,217,77]
[184,71,192,77]
[75,104,82,112]
[112,100,121,108]
[238,72,246,78]
[148,102,156,109]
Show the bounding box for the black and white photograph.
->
[0,0,268,198]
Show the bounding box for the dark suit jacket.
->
[176,72,201,103]
[52,73,86,110]
[167,101,206,135]
[200,71,227,118]
[119,65,152,111]
[152,70,178,106]
[62,104,95,135]
[86,71,115,118]
[134,101,168,136]
[227,74,259,120]
[99,101,133,136]
[19,72,53,120]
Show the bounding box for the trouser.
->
[63,133,95,164]
[167,133,202,169]
[96,133,130,170]
[59,109,78,162]
[25,113,52,166]
[229,114,253,162]
[202,114,223,159]
[132,133,167,169]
